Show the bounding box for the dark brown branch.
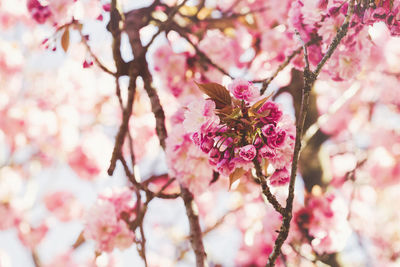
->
[109,0,125,73]
[265,1,355,266]
[253,160,284,214]
[116,2,205,265]
[107,74,137,175]
[120,157,180,199]
[144,0,189,50]
[141,66,168,149]
[107,0,138,176]
[180,186,206,267]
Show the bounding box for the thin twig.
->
[253,160,284,214]
[314,0,355,76]
[107,74,137,175]
[138,222,148,266]
[177,30,233,78]
[77,27,115,76]
[145,0,190,50]
[254,37,320,95]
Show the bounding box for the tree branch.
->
[107,74,137,175]
[265,1,355,266]
[141,66,167,149]
[253,159,284,214]
[180,186,207,267]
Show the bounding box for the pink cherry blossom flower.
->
[183,99,219,134]
[269,168,290,186]
[99,187,136,218]
[68,147,100,180]
[228,78,259,102]
[258,101,283,124]
[18,222,48,249]
[199,29,243,70]
[267,129,286,148]
[239,145,257,161]
[44,191,82,222]
[84,200,134,252]
[27,0,52,24]
[261,124,276,137]
[259,145,276,159]
[0,204,19,230]
[166,120,214,195]
[295,192,351,254]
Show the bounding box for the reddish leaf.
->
[61,28,70,52]
[248,96,271,117]
[216,105,233,116]
[195,82,232,109]
[229,167,246,189]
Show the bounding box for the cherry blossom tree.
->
[1,0,400,266]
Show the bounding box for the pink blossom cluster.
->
[183,79,295,186]
[68,147,100,180]
[0,202,20,231]
[235,200,284,267]
[44,191,82,222]
[166,109,214,195]
[27,0,102,25]
[360,0,400,36]
[18,222,49,249]
[288,0,374,80]
[84,187,136,252]
[198,29,244,70]
[152,43,225,99]
[295,192,351,254]
[153,44,194,98]
[27,0,52,24]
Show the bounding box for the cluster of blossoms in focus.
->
[83,187,136,252]
[183,79,295,187]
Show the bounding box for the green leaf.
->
[195,82,232,109]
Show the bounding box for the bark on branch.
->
[180,186,207,267]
